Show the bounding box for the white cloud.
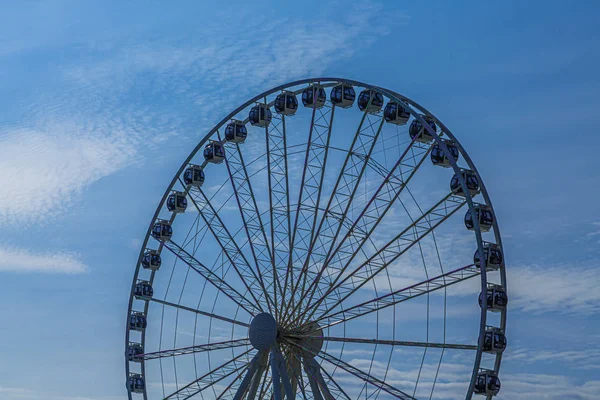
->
[0,246,87,274]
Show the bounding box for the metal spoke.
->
[309,264,480,331]
[187,186,270,309]
[284,108,385,323]
[164,349,252,399]
[141,338,250,361]
[291,336,477,351]
[293,131,433,325]
[319,364,352,400]
[287,340,416,400]
[286,102,335,312]
[266,112,293,319]
[161,239,261,316]
[304,192,466,324]
[219,128,279,317]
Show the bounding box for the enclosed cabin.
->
[203,142,225,164]
[129,312,147,332]
[134,280,153,300]
[330,83,356,109]
[384,101,411,125]
[151,219,172,242]
[431,140,459,168]
[479,284,508,312]
[225,120,248,143]
[464,204,494,232]
[483,327,507,354]
[358,89,384,114]
[274,91,298,116]
[183,164,205,187]
[474,242,503,270]
[141,250,161,271]
[302,84,327,109]
[474,370,501,396]
[450,169,480,197]
[127,342,144,363]
[127,373,145,394]
[409,115,437,143]
[249,103,272,128]
[167,191,187,213]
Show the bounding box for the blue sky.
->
[1,1,599,399]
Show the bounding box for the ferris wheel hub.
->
[248,312,278,350]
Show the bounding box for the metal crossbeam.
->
[164,349,252,399]
[162,239,262,316]
[266,113,293,319]
[293,135,433,325]
[188,187,270,310]
[292,336,477,351]
[288,341,416,400]
[285,110,385,322]
[312,264,481,330]
[285,103,335,310]
[306,192,466,323]
[221,129,279,316]
[141,338,250,360]
[149,298,250,328]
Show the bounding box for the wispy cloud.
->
[0,246,87,274]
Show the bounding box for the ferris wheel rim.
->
[125,77,506,400]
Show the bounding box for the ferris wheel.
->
[125,78,507,400]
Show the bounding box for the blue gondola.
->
[225,120,248,143]
[274,91,298,116]
[127,373,145,393]
[203,142,225,163]
[483,328,507,354]
[474,370,501,396]
[151,219,172,242]
[183,164,205,187]
[249,104,272,127]
[409,115,436,142]
[141,250,161,271]
[167,191,187,213]
[302,84,327,109]
[384,101,410,125]
[331,83,355,108]
[129,312,147,332]
[464,204,494,232]
[431,140,460,167]
[134,281,153,300]
[474,243,503,270]
[450,169,480,197]
[479,284,508,312]
[358,89,384,113]
[127,343,144,363]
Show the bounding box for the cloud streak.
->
[0,246,87,274]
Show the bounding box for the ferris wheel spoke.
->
[219,129,279,317]
[186,187,272,312]
[161,239,262,316]
[266,113,293,320]
[151,297,251,329]
[288,340,416,400]
[285,109,385,323]
[305,192,466,323]
[163,349,252,399]
[286,103,335,313]
[294,137,433,325]
[303,356,345,400]
[140,338,251,361]
[292,335,477,351]
[309,264,480,331]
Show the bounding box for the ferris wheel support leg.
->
[234,351,264,400]
[270,346,296,400]
[247,351,269,400]
[305,357,335,400]
[303,358,325,400]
